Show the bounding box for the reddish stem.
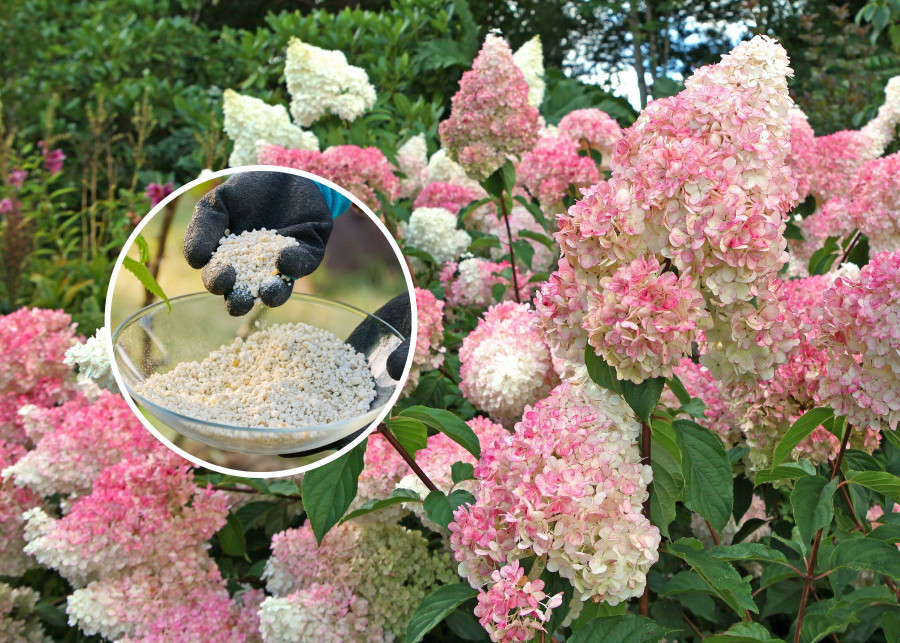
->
[377,423,438,492]
[498,194,521,304]
[639,419,652,617]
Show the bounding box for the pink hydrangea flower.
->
[534,256,592,366]
[786,109,816,203]
[557,109,622,168]
[405,288,445,393]
[517,136,599,208]
[23,451,229,585]
[37,141,65,175]
[806,129,883,204]
[0,441,42,577]
[474,560,563,643]
[145,182,175,207]
[439,34,540,179]
[459,302,559,426]
[0,308,78,396]
[4,390,160,498]
[354,433,408,508]
[849,152,900,254]
[257,144,399,211]
[815,251,900,430]
[584,256,712,383]
[259,583,379,643]
[450,381,659,603]
[413,181,479,214]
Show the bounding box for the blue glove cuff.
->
[315,183,352,219]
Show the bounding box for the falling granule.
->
[208,229,299,298]
[136,322,376,428]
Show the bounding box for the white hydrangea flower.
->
[64,328,116,392]
[284,39,376,127]
[425,149,481,191]
[403,207,471,267]
[396,134,428,198]
[222,89,319,167]
[513,35,545,107]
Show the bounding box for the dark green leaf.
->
[830,537,900,579]
[676,419,733,532]
[386,417,428,456]
[302,440,367,544]
[584,345,622,394]
[341,488,421,523]
[406,583,479,643]
[791,476,838,546]
[709,543,790,566]
[650,420,683,538]
[706,622,785,643]
[217,513,246,558]
[539,567,574,637]
[679,397,707,418]
[666,538,757,615]
[401,406,481,459]
[451,461,475,484]
[846,471,900,503]
[569,601,628,631]
[621,377,665,423]
[754,461,816,485]
[568,614,672,643]
[423,489,476,529]
[770,407,834,468]
[517,229,555,249]
[808,236,839,276]
[667,375,691,405]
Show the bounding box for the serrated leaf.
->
[846,470,900,503]
[709,543,790,566]
[667,538,758,616]
[679,397,707,418]
[770,407,834,468]
[122,256,171,312]
[406,583,479,643]
[569,601,628,631]
[134,233,151,263]
[830,536,900,579]
[302,440,367,544]
[676,419,733,532]
[400,406,480,459]
[791,476,838,546]
[451,461,475,484]
[706,621,784,643]
[754,461,816,485]
[650,432,682,537]
[667,374,692,405]
[386,417,428,456]
[341,488,421,523]
[568,614,672,643]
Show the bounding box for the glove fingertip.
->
[386,337,411,381]
[259,277,294,308]
[276,246,312,279]
[202,263,236,296]
[225,287,255,317]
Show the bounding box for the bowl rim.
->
[111,291,405,434]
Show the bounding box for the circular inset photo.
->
[106,167,415,476]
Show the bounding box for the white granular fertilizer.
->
[136,322,376,429]
[209,229,298,298]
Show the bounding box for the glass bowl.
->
[112,292,405,454]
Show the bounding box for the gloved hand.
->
[281,292,412,458]
[183,172,348,316]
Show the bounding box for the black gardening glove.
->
[183,172,333,316]
[280,292,413,458]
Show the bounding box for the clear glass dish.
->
[112,292,404,454]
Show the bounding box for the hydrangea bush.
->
[2,29,900,643]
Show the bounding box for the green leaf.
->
[468,236,501,252]
[568,614,672,643]
[830,537,900,579]
[667,538,758,616]
[706,622,785,643]
[341,488,421,523]
[480,161,516,199]
[386,417,428,456]
[406,583,479,643]
[216,513,246,558]
[451,462,475,484]
[791,476,838,546]
[650,420,683,538]
[302,439,367,544]
[679,397,707,418]
[538,567,574,638]
[709,543,790,567]
[754,461,816,485]
[517,229,555,249]
[122,256,171,312]
[569,601,627,631]
[667,374,692,405]
[511,238,535,270]
[770,407,834,468]
[882,428,900,451]
[846,470,900,503]
[513,195,550,229]
[621,377,665,424]
[584,345,622,394]
[808,236,839,276]
[400,406,481,459]
[404,246,437,265]
[676,419,733,532]
[134,233,151,263]
[423,489,476,529]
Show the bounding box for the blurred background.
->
[109,171,407,473]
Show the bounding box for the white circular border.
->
[104,165,418,478]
